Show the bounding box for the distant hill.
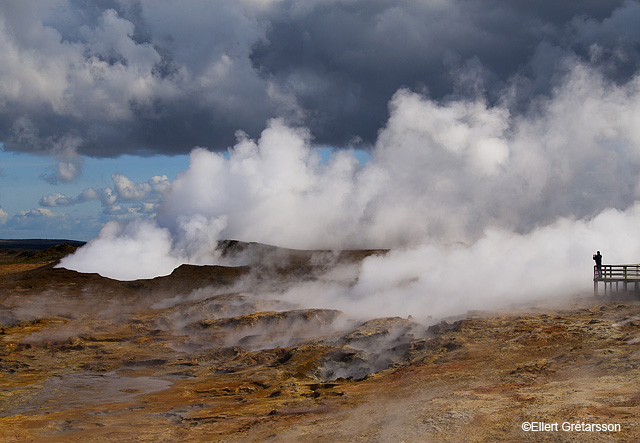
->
[0,239,85,266]
[0,239,86,250]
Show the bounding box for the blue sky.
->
[0,145,190,240]
[0,143,370,241]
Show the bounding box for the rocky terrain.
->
[0,241,639,442]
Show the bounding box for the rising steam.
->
[59,61,640,316]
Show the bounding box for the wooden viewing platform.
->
[593,264,640,296]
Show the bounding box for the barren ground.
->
[0,242,638,442]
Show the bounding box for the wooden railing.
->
[594,264,640,296]
[594,264,640,280]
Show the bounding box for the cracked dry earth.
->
[1,249,639,442]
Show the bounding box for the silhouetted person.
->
[593,251,602,277]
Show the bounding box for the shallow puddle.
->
[0,371,172,416]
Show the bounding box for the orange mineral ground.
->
[1,241,639,442]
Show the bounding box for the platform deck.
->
[593,264,640,296]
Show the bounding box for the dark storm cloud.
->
[0,0,274,159]
[251,0,636,143]
[0,0,636,158]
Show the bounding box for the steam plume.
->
[60,61,640,317]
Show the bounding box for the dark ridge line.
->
[0,239,86,250]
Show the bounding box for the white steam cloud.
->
[321,206,640,319]
[60,61,640,317]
